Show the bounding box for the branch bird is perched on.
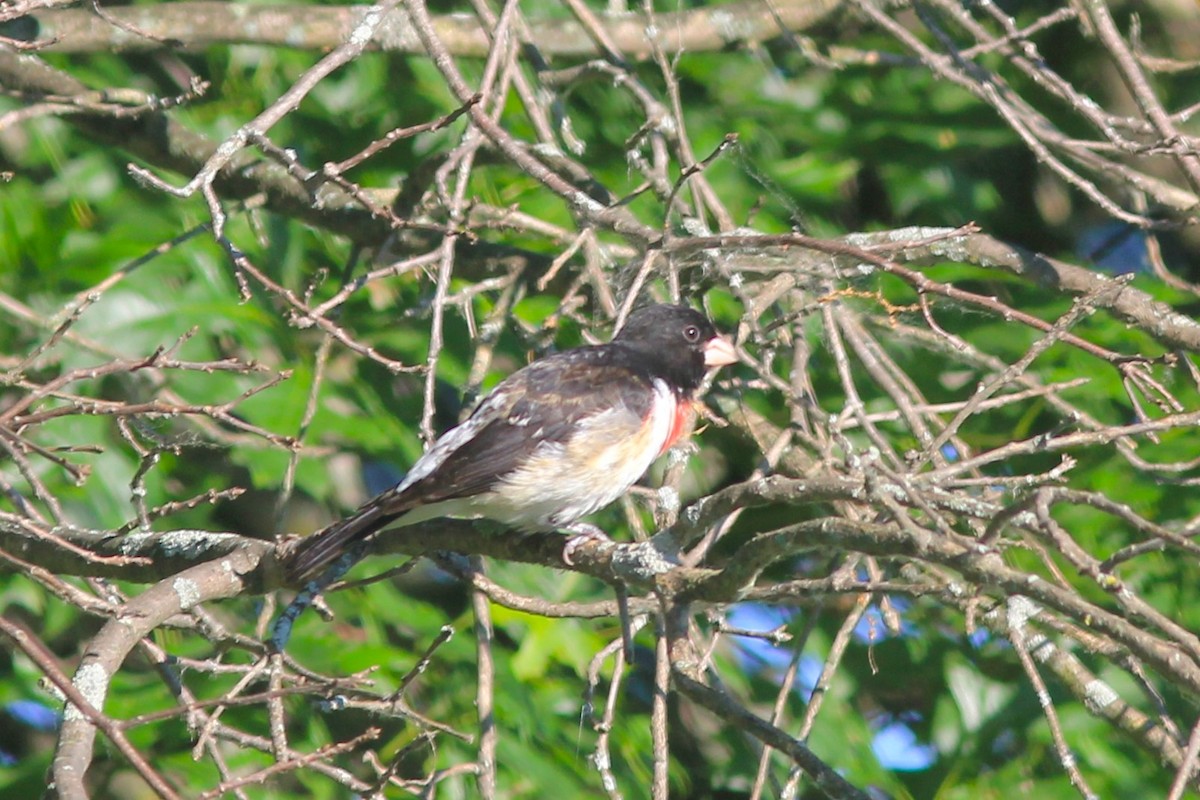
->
[284,303,738,584]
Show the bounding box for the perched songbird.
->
[284,303,738,584]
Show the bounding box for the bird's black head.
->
[613,303,737,392]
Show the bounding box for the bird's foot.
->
[561,522,612,565]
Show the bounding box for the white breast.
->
[474,378,676,529]
[389,379,677,532]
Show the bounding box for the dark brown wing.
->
[396,345,656,506]
[284,344,656,584]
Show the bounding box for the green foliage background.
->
[3,1,1200,798]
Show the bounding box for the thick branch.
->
[50,548,263,799]
[18,0,845,57]
[677,516,1200,698]
[672,228,1200,353]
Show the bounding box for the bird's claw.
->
[562,523,612,565]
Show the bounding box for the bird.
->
[283,303,738,585]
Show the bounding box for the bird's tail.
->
[283,500,401,585]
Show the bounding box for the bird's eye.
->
[683,325,701,342]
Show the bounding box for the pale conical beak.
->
[703,336,738,368]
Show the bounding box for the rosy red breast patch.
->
[660,399,698,456]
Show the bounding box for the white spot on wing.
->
[395,390,510,492]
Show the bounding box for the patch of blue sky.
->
[872,718,937,771]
